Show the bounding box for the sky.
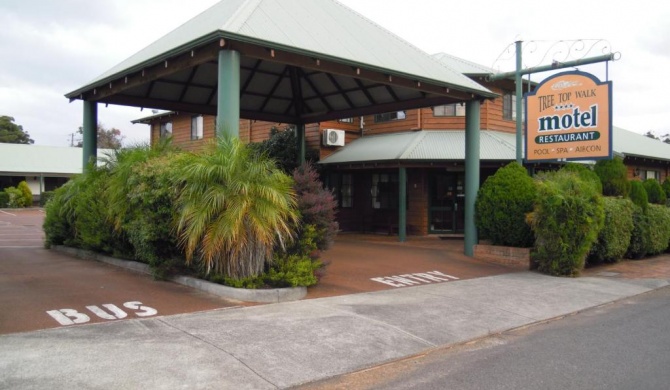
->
[1,0,668,147]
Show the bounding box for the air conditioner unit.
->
[322,129,345,146]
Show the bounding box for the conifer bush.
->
[17,181,33,207]
[662,178,670,206]
[629,180,648,212]
[588,197,635,264]
[528,169,604,276]
[475,162,536,247]
[594,157,630,197]
[643,179,667,205]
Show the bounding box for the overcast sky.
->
[1,0,668,147]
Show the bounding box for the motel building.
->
[65,0,670,255]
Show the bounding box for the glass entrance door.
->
[429,172,465,233]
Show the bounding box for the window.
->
[191,115,204,140]
[433,104,465,117]
[503,91,525,121]
[371,173,398,209]
[159,121,172,138]
[645,170,659,180]
[328,173,353,208]
[374,111,406,123]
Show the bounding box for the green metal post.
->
[464,100,481,256]
[217,49,240,138]
[82,100,97,170]
[297,123,305,165]
[515,40,523,164]
[398,166,407,242]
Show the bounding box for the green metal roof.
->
[320,127,670,165]
[432,53,498,76]
[78,0,490,95]
[614,127,670,162]
[320,130,517,164]
[66,0,495,118]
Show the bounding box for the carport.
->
[64,0,497,255]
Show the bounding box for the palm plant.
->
[172,136,298,278]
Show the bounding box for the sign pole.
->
[515,41,523,164]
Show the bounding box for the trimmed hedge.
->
[528,169,604,276]
[662,178,670,205]
[625,206,650,259]
[476,162,536,247]
[588,197,635,264]
[646,204,670,255]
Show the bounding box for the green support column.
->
[464,100,481,256]
[515,40,523,164]
[398,167,407,242]
[296,123,305,165]
[217,49,240,138]
[82,100,97,170]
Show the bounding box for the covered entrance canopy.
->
[64,0,497,255]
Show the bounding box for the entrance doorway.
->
[429,172,465,234]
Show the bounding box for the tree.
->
[643,131,659,140]
[249,126,319,174]
[0,116,34,144]
[76,123,125,149]
[172,136,299,278]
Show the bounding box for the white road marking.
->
[46,301,158,326]
[371,270,460,288]
[0,210,17,216]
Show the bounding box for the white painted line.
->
[0,246,45,249]
[0,210,16,216]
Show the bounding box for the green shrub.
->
[475,162,536,247]
[662,178,670,205]
[17,181,33,207]
[528,170,605,276]
[646,204,670,255]
[105,145,183,278]
[4,187,26,208]
[205,224,322,288]
[588,197,635,264]
[561,163,602,194]
[626,206,650,259]
[629,180,648,212]
[0,191,9,208]
[265,254,320,287]
[249,126,319,174]
[643,179,667,205]
[40,191,55,207]
[594,157,630,197]
[292,163,339,250]
[43,183,75,248]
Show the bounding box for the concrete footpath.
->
[1,271,668,389]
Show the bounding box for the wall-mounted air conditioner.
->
[322,129,345,146]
